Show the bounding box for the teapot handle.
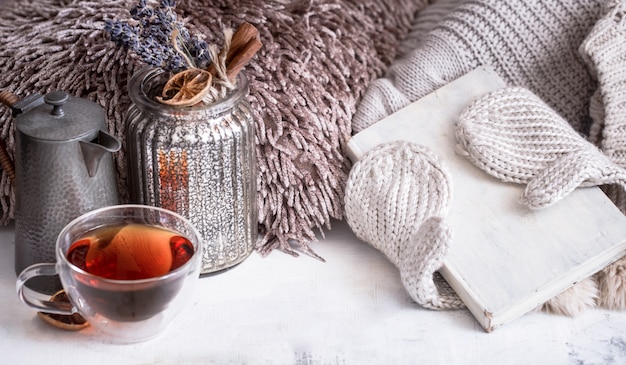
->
[0,90,18,184]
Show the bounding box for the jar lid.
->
[14,91,106,142]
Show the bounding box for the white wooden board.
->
[347,66,626,331]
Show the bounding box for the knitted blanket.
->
[0,0,427,255]
[354,0,603,134]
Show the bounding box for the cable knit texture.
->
[456,86,626,209]
[344,141,464,310]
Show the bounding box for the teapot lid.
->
[14,91,106,142]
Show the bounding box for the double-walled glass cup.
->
[16,204,203,343]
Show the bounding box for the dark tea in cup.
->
[67,223,195,280]
[65,223,196,322]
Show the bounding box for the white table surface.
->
[1,219,626,365]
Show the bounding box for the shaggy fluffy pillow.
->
[0,0,428,256]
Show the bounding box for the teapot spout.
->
[79,130,121,177]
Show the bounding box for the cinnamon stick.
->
[226,22,259,64]
[226,35,262,82]
[209,22,262,82]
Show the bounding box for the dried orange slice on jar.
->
[157,68,212,107]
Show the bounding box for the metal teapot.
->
[11,91,121,292]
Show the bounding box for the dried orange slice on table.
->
[157,68,212,107]
[37,290,89,331]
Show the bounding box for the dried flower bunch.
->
[105,0,261,106]
[105,0,210,72]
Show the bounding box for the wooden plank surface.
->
[347,66,626,331]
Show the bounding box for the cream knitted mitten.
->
[344,141,464,310]
[456,86,626,209]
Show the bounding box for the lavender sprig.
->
[105,0,211,73]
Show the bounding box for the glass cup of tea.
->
[16,204,203,343]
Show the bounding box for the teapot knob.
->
[44,91,69,116]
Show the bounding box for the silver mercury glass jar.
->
[125,67,258,274]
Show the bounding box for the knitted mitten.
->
[456,86,626,209]
[344,141,464,310]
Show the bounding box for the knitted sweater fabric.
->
[352,0,603,136]
[579,0,626,210]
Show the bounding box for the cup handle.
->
[16,263,75,315]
